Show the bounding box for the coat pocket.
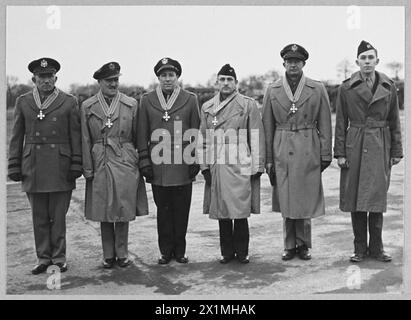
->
[21,144,32,177]
[59,145,72,177]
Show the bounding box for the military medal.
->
[97,90,120,129]
[211,91,237,127]
[33,86,59,121]
[283,73,306,116]
[37,110,45,120]
[212,116,218,126]
[156,85,180,122]
[163,111,170,122]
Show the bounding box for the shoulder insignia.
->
[119,93,137,107]
[81,95,98,108]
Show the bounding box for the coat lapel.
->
[271,82,291,113]
[370,73,391,106]
[168,90,190,115]
[25,92,40,114]
[43,91,65,116]
[147,90,165,113]
[212,95,244,129]
[350,71,373,104]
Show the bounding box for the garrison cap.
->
[217,64,237,80]
[93,62,121,80]
[154,57,182,77]
[28,58,61,74]
[357,40,377,57]
[280,44,309,61]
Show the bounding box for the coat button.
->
[42,137,47,141]
[52,117,57,121]
[176,145,180,149]
[51,144,55,148]
[289,151,293,155]
[52,130,56,135]
[36,145,41,149]
[364,149,368,153]
[35,132,40,136]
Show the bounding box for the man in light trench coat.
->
[198,64,265,264]
[262,44,332,261]
[8,58,82,274]
[137,57,200,265]
[334,41,403,263]
[81,62,148,269]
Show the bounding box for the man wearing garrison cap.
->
[334,41,403,263]
[8,58,82,274]
[198,64,265,264]
[262,44,332,261]
[137,57,200,265]
[81,62,148,269]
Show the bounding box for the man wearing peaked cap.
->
[137,57,200,265]
[81,62,148,269]
[198,64,265,264]
[8,58,82,275]
[334,41,403,263]
[262,44,332,261]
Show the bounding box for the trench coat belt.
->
[349,120,388,128]
[276,122,317,132]
[25,137,69,144]
[93,137,132,145]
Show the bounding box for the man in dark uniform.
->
[334,41,403,263]
[137,57,200,264]
[8,58,82,274]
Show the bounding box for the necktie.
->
[366,77,373,89]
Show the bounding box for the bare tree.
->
[337,58,355,80]
[385,61,403,80]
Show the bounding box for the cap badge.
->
[162,58,168,64]
[366,44,371,48]
[291,44,298,52]
[40,59,48,68]
[109,63,115,70]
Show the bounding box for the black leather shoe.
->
[350,253,365,263]
[297,246,311,260]
[237,255,250,264]
[370,251,392,262]
[281,249,296,261]
[158,255,172,265]
[176,256,189,264]
[219,255,234,264]
[103,258,116,269]
[117,258,132,268]
[55,262,68,273]
[31,263,50,275]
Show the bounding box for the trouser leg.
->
[152,185,174,257]
[219,219,234,257]
[351,211,368,254]
[283,218,296,250]
[48,191,72,264]
[101,222,115,260]
[114,222,129,259]
[368,212,384,255]
[27,193,52,265]
[233,218,249,258]
[295,219,312,248]
[171,184,192,258]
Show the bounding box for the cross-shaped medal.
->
[106,118,113,128]
[163,111,170,122]
[37,110,45,120]
[212,116,218,126]
[290,103,298,114]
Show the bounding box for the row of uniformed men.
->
[8,40,402,275]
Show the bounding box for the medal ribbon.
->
[97,90,120,119]
[156,85,181,111]
[212,90,238,116]
[33,86,59,110]
[282,73,306,106]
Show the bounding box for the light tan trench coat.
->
[198,93,265,220]
[81,92,148,222]
[262,76,332,219]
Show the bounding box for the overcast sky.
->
[6,5,404,90]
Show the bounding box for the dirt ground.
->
[6,157,404,297]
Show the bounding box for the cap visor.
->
[102,73,121,80]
